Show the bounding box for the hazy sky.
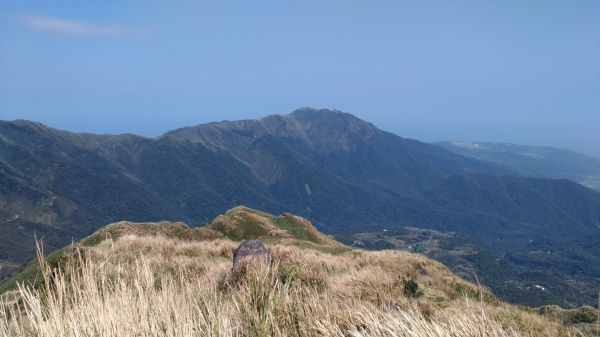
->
[1,1,599,156]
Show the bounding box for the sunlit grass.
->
[0,235,583,337]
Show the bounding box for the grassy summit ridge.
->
[0,207,343,293]
[0,207,596,336]
[206,206,343,246]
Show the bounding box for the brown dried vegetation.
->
[0,217,589,336]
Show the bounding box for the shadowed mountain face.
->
[1,108,600,306]
[436,141,600,191]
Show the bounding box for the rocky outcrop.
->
[232,240,271,274]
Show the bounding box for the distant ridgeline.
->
[1,108,600,307]
[436,140,600,191]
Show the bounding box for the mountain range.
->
[1,107,599,307]
[436,140,600,191]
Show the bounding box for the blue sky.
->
[1,1,599,156]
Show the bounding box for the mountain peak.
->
[289,107,345,118]
[289,107,375,128]
[160,108,381,152]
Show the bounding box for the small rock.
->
[232,240,271,273]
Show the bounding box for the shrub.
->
[404,278,423,298]
[565,306,597,324]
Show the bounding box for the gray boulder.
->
[232,240,271,273]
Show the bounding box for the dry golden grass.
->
[0,234,586,337]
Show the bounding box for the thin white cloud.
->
[20,15,126,36]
